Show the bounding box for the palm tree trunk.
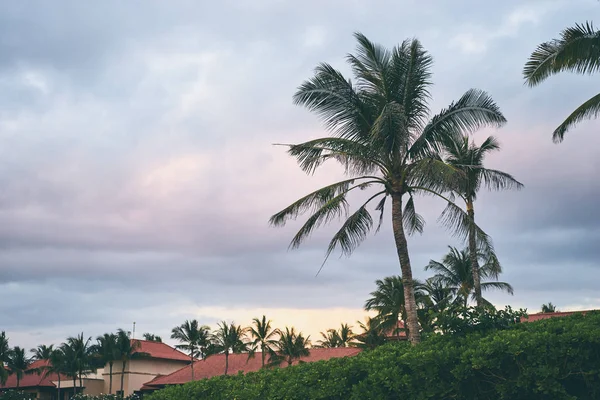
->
[72,377,77,394]
[190,353,194,381]
[16,376,19,388]
[224,352,229,375]
[79,371,83,393]
[109,362,113,394]
[57,375,61,400]
[120,360,126,398]
[467,199,483,307]
[261,345,265,368]
[391,192,421,345]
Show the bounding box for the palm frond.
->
[477,168,524,192]
[410,89,506,159]
[403,195,424,235]
[524,22,600,86]
[437,200,495,256]
[552,92,600,142]
[374,196,387,233]
[347,32,391,96]
[481,281,514,295]
[370,101,408,155]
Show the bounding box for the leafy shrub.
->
[0,391,37,400]
[146,312,600,400]
[71,394,141,400]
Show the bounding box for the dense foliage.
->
[147,312,600,400]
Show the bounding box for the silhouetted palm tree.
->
[270,33,505,344]
[63,333,94,393]
[7,346,33,388]
[35,348,67,400]
[170,320,211,381]
[425,247,513,307]
[116,329,145,397]
[0,331,9,385]
[30,344,54,361]
[541,302,557,313]
[269,327,310,367]
[248,316,280,368]
[524,22,600,142]
[365,276,407,338]
[94,333,119,394]
[352,318,386,350]
[440,134,522,307]
[212,322,250,375]
[142,333,162,343]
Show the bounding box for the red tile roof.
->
[133,339,190,362]
[142,347,361,388]
[0,360,69,389]
[521,310,594,322]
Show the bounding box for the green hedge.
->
[147,312,600,400]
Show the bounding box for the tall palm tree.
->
[425,246,513,307]
[269,33,506,344]
[116,329,145,397]
[352,318,386,350]
[0,331,9,385]
[170,320,211,381]
[211,322,250,375]
[94,333,119,394]
[524,22,600,142]
[142,333,162,343]
[7,347,33,388]
[30,344,54,361]
[364,276,407,338]
[541,302,557,313]
[441,135,522,307]
[269,327,310,367]
[35,348,67,400]
[248,316,280,368]
[64,333,94,393]
[59,340,81,394]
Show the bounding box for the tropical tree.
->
[365,276,408,338]
[269,33,506,344]
[352,318,386,350]
[116,329,146,396]
[269,327,310,367]
[248,316,280,368]
[63,333,94,393]
[425,246,514,307]
[315,324,354,348]
[142,333,162,343]
[7,347,33,388]
[94,333,119,394]
[0,331,9,385]
[35,348,67,400]
[30,344,54,361]
[541,302,557,313]
[524,22,600,142]
[211,322,250,375]
[60,339,81,393]
[170,320,211,381]
[440,134,522,307]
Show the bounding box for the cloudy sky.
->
[2,0,600,350]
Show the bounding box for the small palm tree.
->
[59,340,81,394]
[352,318,386,350]
[94,333,119,394]
[0,331,10,385]
[269,327,310,367]
[524,22,600,142]
[425,247,513,307]
[116,329,146,397]
[35,348,67,400]
[541,302,557,313]
[248,316,280,368]
[170,320,211,381]
[315,329,341,348]
[270,33,506,344]
[63,333,94,393]
[30,344,54,361]
[440,134,522,307]
[365,276,407,338]
[7,347,33,388]
[142,333,162,343]
[212,322,250,375]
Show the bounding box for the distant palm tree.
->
[425,247,513,307]
[0,331,10,385]
[7,347,33,388]
[524,22,600,142]
[142,333,162,343]
[94,333,119,394]
[440,134,522,307]
[270,33,505,344]
[352,318,386,350]
[248,316,280,368]
[60,340,81,394]
[170,320,211,381]
[30,344,54,361]
[212,322,250,375]
[365,276,407,338]
[269,327,310,367]
[416,277,453,310]
[35,348,67,400]
[63,333,94,393]
[316,323,355,348]
[116,329,146,397]
[541,302,557,313]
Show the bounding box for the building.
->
[521,309,594,322]
[140,347,361,393]
[0,339,191,399]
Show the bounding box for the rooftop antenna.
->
[132,322,136,339]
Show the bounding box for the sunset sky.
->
[1,0,600,350]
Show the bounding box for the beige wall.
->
[104,358,189,396]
